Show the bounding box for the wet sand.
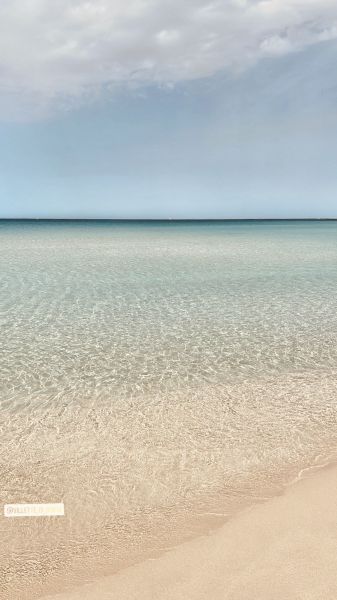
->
[41,462,337,600]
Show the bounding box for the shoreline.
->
[4,370,337,600]
[40,459,337,600]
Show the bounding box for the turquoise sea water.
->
[1,220,337,598]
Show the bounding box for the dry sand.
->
[41,462,337,600]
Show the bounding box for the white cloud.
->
[0,0,337,119]
[260,35,293,56]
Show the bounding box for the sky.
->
[0,0,337,218]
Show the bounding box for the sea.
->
[1,219,337,598]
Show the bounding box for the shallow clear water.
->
[1,220,337,598]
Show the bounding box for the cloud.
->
[0,0,337,119]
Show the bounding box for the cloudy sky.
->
[0,0,336,218]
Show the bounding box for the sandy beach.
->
[40,462,337,600]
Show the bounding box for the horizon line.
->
[1,218,337,223]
